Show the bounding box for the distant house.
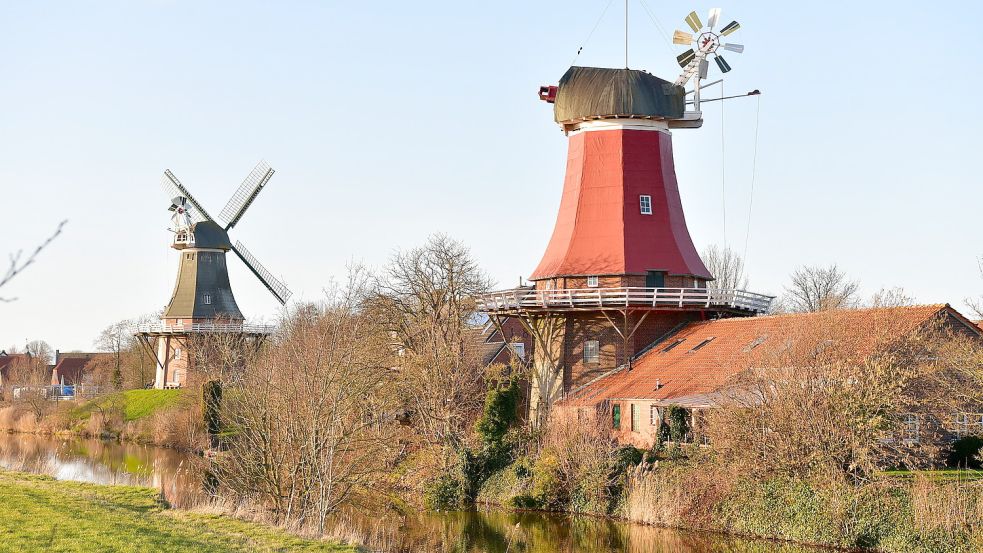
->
[50,351,113,387]
[0,351,32,391]
[559,304,982,449]
[473,316,532,368]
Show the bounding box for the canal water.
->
[0,433,821,552]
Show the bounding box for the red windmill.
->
[480,8,770,422]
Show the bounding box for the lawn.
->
[0,470,356,552]
[70,389,184,423]
[880,468,983,482]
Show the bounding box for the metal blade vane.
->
[161,170,212,223]
[684,11,702,32]
[232,240,292,305]
[219,160,275,231]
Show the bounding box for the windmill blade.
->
[698,59,709,80]
[672,30,693,45]
[676,48,696,68]
[707,8,721,30]
[684,11,702,33]
[715,55,733,73]
[720,20,740,36]
[722,43,744,53]
[219,160,275,231]
[232,240,292,305]
[161,170,212,223]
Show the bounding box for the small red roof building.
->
[559,305,981,448]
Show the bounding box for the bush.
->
[423,474,465,510]
[945,436,983,469]
[531,454,566,510]
[613,445,644,473]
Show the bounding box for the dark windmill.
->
[136,161,292,389]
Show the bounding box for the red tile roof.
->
[0,353,31,381]
[50,353,112,386]
[563,304,975,408]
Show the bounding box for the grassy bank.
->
[0,470,355,552]
[69,389,183,423]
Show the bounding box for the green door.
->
[646,271,665,288]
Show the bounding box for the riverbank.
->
[0,389,201,451]
[0,469,356,552]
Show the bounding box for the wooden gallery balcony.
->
[477,287,774,316]
[136,322,275,336]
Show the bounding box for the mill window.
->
[586,275,599,288]
[174,348,182,360]
[584,340,600,364]
[631,404,639,432]
[510,342,526,361]
[203,294,212,305]
[639,195,652,215]
[612,404,621,430]
[650,405,660,426]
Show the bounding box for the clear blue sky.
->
[2,1,981,350]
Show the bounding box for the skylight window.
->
[688,337,716,353]
[662,339,685,353]
[743,334,768,352]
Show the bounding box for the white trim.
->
[640,195,653,215]
[567,118,670,136]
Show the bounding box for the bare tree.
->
[782,264,860,313]
[210,274,399,532]
[24,340,53,369]
[870,287,916,308]
[95,319,133,390]
[1,220,66,302]
[701,244,748,290]
[707,313,983,483]
[366,234,494,468]
[966,257,983,319]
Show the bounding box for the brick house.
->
[0,351,32,391]
[558,304,982,449]
[50,351,113,386]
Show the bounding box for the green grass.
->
[71,389,184,423]
[0,470,356,552]
[879,468,983,482]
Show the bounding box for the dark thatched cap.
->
[553,66,686,124]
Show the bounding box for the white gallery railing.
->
[136,322,275,334]
[478,287,773,314]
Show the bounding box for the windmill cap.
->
[551,66,685,124]
[190,220,233,250]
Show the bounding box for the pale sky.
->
[2,1,981,350]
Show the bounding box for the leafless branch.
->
[0,220,67,302]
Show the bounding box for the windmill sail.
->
[219,160,275,231]
[162,170,213,223]
[232,240,292,305]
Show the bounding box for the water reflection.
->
[0,434,820,552]
[0,433,204,507]
[335,509,821,553]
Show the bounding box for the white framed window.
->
[650,405,660,426]
[639,195,653,215]
[510,342,526,361]
[955,413,970,437]
[903,413,920,443]
[630,404,639,432]
[174,347,182,360]
[584,340,600,364]
[202,293,212,305]
[586,275,599,288]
